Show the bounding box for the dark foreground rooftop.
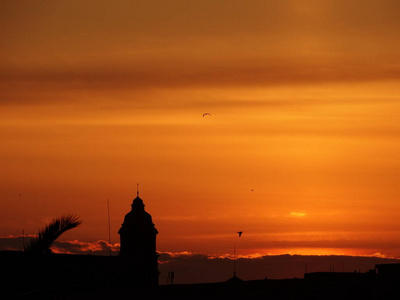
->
[3,251,400,299]
[12,277,400,300]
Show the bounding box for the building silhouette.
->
[118,191,159,285]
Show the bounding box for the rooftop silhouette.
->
[2,192,400,298]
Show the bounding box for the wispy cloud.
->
[2,236,399,283]
[158,251,400,283]
[51,239,120,255]
[0,235,119,256]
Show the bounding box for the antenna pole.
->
[107,199,111,256]
[233,243,236,276]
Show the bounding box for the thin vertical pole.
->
[233,243,236,276]
[107,199,111,256]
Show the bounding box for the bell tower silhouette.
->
[118,186,159,285]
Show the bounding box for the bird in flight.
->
[202,113,211,117]
[237,231,243,237]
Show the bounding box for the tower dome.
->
[118,191,159,285]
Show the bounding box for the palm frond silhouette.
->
[25,214,82,254]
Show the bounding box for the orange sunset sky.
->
[1,1,400,259]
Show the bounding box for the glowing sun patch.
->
[290,212,306,217]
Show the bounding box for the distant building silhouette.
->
[376,263,400,280]
[118,191,159,285]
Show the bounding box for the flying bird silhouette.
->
[202,113,211,117]
[237,231,243,237]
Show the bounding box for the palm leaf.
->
[25,214,82,254]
